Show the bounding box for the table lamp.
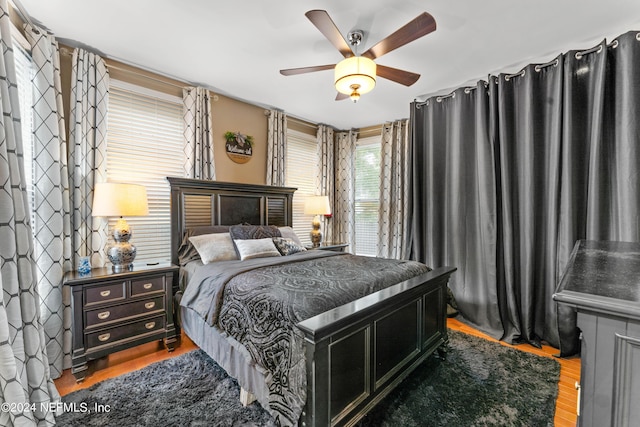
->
[304,195,331,248]
[92,182,149,272]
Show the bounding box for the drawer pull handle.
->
[100,290,111,297]
[143,283,153,290]
[97,311,110,320]
[145,302,155,310]
[98,333,110,342]
[145,322,156,329]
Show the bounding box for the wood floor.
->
[55,318,580,426]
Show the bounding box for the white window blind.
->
[285,129,317,246]
[354,135,381,256]
[107,80,184,263]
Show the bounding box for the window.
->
[13,29,35,225]
[285,129,317,246]
[354,136,381,256]
[106,80,184,263]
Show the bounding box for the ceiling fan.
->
[280,10,436,102]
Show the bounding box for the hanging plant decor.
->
[224,131,254,164]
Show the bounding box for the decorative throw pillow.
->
[178,226,230,265]
[229,224,281,240]
[188,233,238,264]
[272,237,307,256]
[233,238,282,260]
[278,226,305,246]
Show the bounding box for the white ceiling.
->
[19,0,640,129]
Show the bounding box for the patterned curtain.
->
[183,86,215,179]
[24,24,72,378]
[266,109,287,186]
[0,1,60,424]
[316,124,334,244]
[68,48,109,268]
[333,130,357,247]
[377,120,410,259]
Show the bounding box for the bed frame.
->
[168,177,455,427]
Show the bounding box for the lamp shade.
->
[304,195,331,216]
[334,56,377,95]
[92,182,149,217]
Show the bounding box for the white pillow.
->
[188,233,239,264]
[234,238,282,260]
[278,226,304,246]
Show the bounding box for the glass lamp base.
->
[106,217,137,272]
[106,242,137,272]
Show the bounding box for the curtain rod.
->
[11,0,39,33]
[415,37,624,108]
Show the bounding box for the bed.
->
[168,177,456,427]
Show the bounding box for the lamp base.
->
[106,217,137,272]
[106,242,136,272]
[310,215,322,248]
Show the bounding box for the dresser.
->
[553,240,640,427]
[65,263,179,382]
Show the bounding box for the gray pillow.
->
[178,225,230,265]
[188,233,238,264]
[278,226,304,246]
[229,224,281,240]
[272,237,307,256]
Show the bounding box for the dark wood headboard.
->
[167,177,296,265]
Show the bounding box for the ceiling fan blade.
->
[280,64,335,76]
[362,12,436,60]
[335,92,349,101]
[376,64,420,86]
[305,10,354,58]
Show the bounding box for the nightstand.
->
[306,243,349,252]
[65,263,179,382]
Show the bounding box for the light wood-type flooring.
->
[54,318,580,426]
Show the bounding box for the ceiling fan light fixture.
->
[334,56,376,96]
[349,87,361,103]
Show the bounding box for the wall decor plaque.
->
[225,131,253,164]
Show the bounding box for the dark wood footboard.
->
[297,266,456,427]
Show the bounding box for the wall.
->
[211,94,267,184]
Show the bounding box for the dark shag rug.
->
[57,330,559,427]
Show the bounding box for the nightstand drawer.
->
[131,275,165,296]
[86,314,165,349]
[85,296,165,328]
[85,281,126,306]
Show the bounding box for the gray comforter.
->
[180,251,430,426]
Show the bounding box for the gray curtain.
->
[495,57,564,348]
[377,119,410,259]
[410,83,502,339]
[266,109,287,186]
[555,32,640,355]
[316,124,334,244]
[411,30,640,352]
[68,48,109,268]
[0,1,60,423]
[183,86,215,180]
[24,24,73,378]
[333,130,357,248]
